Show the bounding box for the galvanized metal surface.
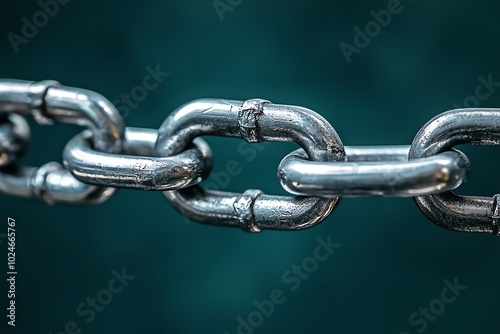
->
[0,79,498,235]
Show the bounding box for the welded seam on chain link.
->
[238,99,270,143]
[233,189,263,232]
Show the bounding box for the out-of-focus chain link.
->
[0,79,498,235]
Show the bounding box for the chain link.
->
[0,79,498,235]
[408,109,500,235]
[0,79,123,204]
[154,98,346,232]
[63,128,213,191]
[278,146,470,197]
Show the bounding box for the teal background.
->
[1,0,500,333]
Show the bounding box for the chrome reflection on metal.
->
[2,77,500,237]
[166,188,336,232]
[155,98,346,232]
[278,146,470,197]
[0,163,115,204]
[0,114,30,167]
[409,108,500,235]
[0,79,125,204]
[0,79,124,152]
[63,128,213,190]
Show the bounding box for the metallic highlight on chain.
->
[492,195,500,235]
[0,114,29,167]
[0,79,498,235]
[233,189,264,233]
[278,146,470,197]
[155,98,346,232]
[63,128,213,191]
[409,109,500,235]
[238,98,270,143]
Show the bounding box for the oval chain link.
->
[63,128,213,191]
[278,146,470,197]
[409,108,500,235]
[0,79,124,204]
[0,79,498,235]
[154,98,346,232]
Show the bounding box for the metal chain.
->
[1,79,498,235]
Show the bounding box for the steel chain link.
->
[0,79,498,235]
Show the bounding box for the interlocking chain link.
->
[408,109,500,235]
[0,79,123,204]
[64,128,212,191]
[154,98,346,232]
[278,146,470,197]
[0,79,498,235]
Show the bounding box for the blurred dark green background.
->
[1,0,500,333]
